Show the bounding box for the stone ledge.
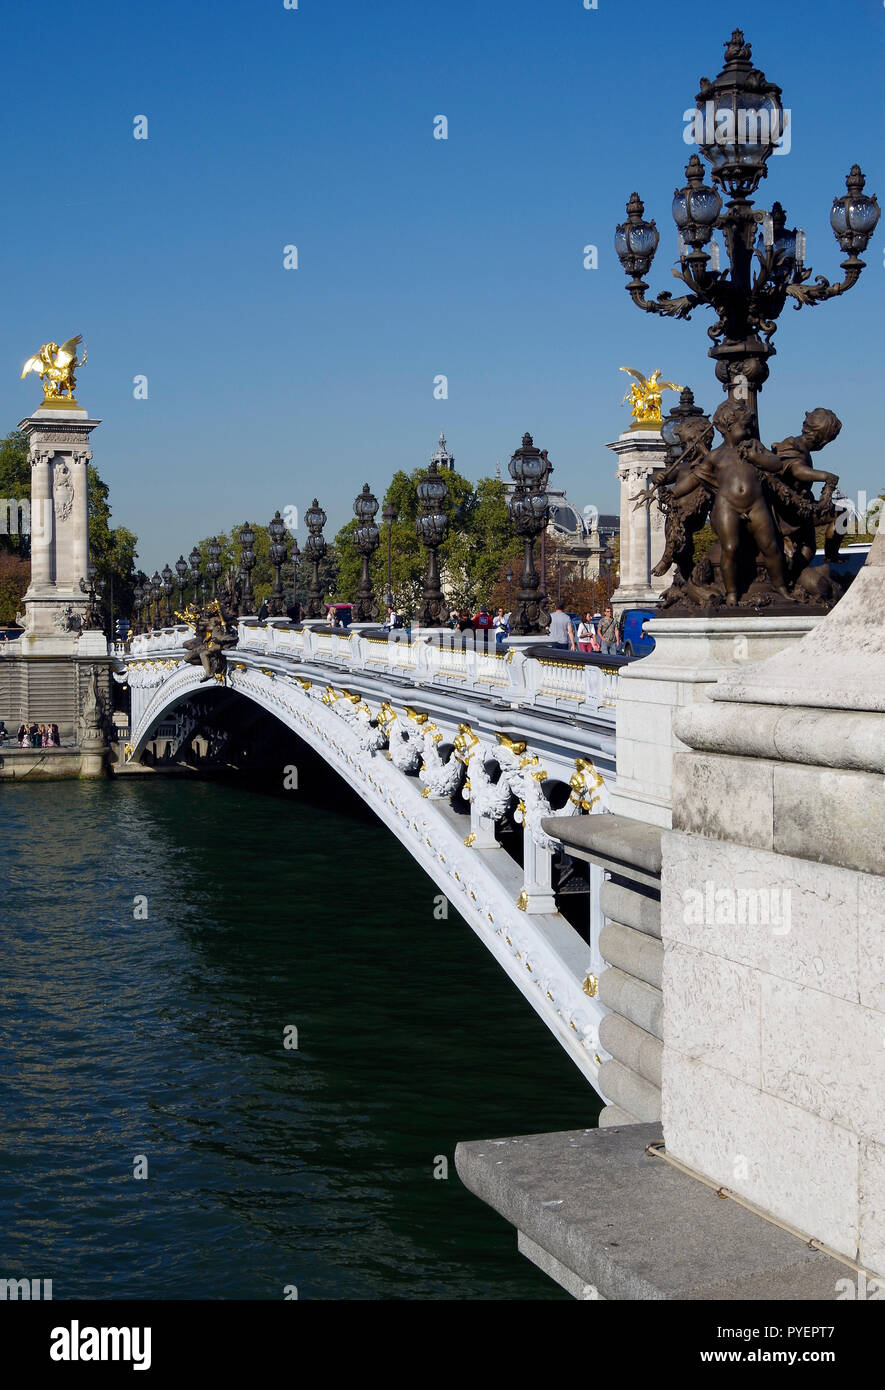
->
[542,813,662,887]
[454,1124,849,1300]
[598,1103,637,1129]
[0,747,89,778]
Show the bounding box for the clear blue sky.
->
[1,0,881,570]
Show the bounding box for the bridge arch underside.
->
[128,663,609,1095]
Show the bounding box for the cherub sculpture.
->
[690,400,793,605]
[21,336,86,401]
[766,408,842,583]
[651,398,846,611]
[180,601,238,680]
[633,413,715,584]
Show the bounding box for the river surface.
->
[0,776,599,1299]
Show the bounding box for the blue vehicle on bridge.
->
[619,608,656,660]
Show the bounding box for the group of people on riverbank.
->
[0,721,62,748]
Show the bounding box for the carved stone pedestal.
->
[18,402,102,647]
[611,615,819,830]
[0,398,112,767]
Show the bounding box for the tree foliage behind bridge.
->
[333,468,524,618]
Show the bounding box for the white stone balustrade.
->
[193,620,623,717]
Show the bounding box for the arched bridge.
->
[118,621,625,1095]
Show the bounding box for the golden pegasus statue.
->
[21,335,86,402]
[619,366,681,428]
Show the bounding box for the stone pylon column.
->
[606,427,670,614]
[19,402,101,644]
[68,448,92,592]
[29,448,53,590]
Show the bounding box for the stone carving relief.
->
[53,459,75,521]
[54,605,83,633]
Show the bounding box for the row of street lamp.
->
[130,429,583,636]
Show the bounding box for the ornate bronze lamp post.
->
[238,522,256,616]
[352,484,380,623]
[660,386,708,466]
[206,538,222,600]
[174,555,188,613]
[289,538,300,613]
[507,433,550,635]
[614,29,879,428]
[267,510,288,616]
[383,500,397,609]
[416,460,448,627]
[304,499,327,619]
[78,566,102,630]
[133,583,144,634]
[188,546,202,605]
[149,571,162,628]
[161,563,174,626]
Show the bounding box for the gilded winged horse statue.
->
[619,366,681,426]
[21,336,87,401]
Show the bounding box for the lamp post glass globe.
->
[672,155,722,249]
[305,499,327,535]
[830,166,881,253]
[691,29,786,198]
[614,193,660,277]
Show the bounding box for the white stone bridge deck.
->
[120,620,627,1096]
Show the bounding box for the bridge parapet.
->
[220,619,621,718]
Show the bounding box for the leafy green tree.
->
[332,470,523,619]
[87,465,142,623]
[0,551,28,625]
[445,477,523,610]
[192,523,278,605]
[0,431,31,558]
